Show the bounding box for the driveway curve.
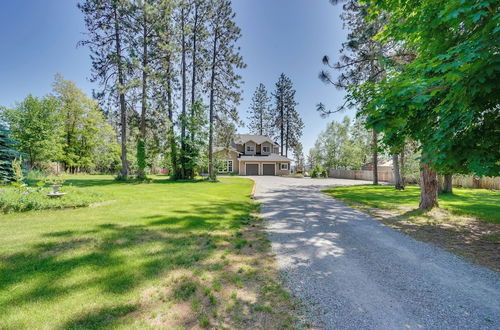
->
[251,176,500,329]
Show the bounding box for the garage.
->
[262,164,275,176]
[246,164,259,175]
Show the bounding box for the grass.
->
[324,185,500,223]
[0,175,298,329]
[324,184,500,271]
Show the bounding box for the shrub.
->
[311,164,325,178]
[0,185,102,213]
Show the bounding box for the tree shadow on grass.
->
[0,200,257,328]
[64,304,138,329]
[374,208,500,271]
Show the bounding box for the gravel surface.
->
[251,176,500,330]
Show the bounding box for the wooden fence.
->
[328,169,394,183]
[328,169,500,190]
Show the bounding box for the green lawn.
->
[0,175,296,329]
[324,185,500,223]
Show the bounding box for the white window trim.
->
[262,146,270,153]
[280,163,289,170]
[246,145,255,152]
[218,159,233,173]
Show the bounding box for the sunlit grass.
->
[324,185,500,223]
[0,175,297,329]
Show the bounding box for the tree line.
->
[0,75,120,175]
[78,0,245,181]
[318,0,499,210]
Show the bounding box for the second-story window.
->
[262,146,270,153]
[246,145,255,152]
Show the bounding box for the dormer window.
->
[246,145,255,152]
[262,146,270,153]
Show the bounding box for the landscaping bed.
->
[324,185,500,271]
[0,185,103,213]
[0,175,299,329]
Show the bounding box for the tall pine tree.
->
[207,0,245,180]
[247,83,272,136]
[79,0,132,179]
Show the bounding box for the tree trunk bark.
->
[443,174,453,194]
[190,1,198,142]
[392,154,403,190]
[372,128,378,185]
[114,6,128,179]
[180,6,187,179]
[208,30,218,181]
[419,161,439,210]
[166,55,177,180]
[138,10,148,179]
[399,143,406,189]
[280,97,284,156]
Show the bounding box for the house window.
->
[262,146,270,153]
[246,145,255,152]
[219,160,233,173]
[280,163,289,170]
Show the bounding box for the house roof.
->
[234,134,278,146]
[239,154,292,162]
[214,146,238,153]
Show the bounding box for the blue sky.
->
[0,0,354,154]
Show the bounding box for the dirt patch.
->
[348,202,500,272]
[131,213,302,329]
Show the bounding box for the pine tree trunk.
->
[285,118,289,157]
[190,1,198,141]
[419,161,439,210]
[259,110,263,136]
[208,31,218,181]
[138,10,148,179]
[392,154,403,190]
[167,56,177,180]
[372,128,378,185]
[114,6,128,179]
[180,7,187,179]
[280,98,284,156]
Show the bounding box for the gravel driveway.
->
[251,176,500,329]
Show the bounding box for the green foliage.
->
[136,138,147,180]
[311,164,327,178]
[311,116,371,170]
[179,100,208,180]
[1,94,62,167]
[357,0,500,176]
[52,74,120,173]
[12,158,24,186]
[0,185,102,214]
[44,174,66,186]
[0,124,21,182]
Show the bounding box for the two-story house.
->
[214,134,292,175]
